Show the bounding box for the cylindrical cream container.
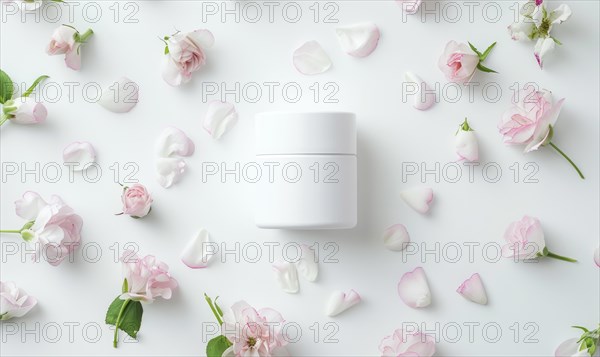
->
[255,112,357,229]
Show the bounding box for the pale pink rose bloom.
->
[162,29,214,86]
[499,85,564,152]
[379,329,436,357]
[438,40,480,83]
[0,281,38,321]
[46,25,82,70]
[14,192,83,266]
[121,184,153,218]
[119,250,178,303]
[9,97,47,124]
[222,301,289,357]
[502,215,546,260]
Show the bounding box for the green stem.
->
[0,230,21,234]
[0,115,9,126]
[549,142,585,179]
[78,29,94,43]
[113,299,131,348]
[204,294,223,326]
[546,251,578,263]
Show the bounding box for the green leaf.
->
[0,69,14,104]
[105,296,143,339]
[468,42,482,57]
[552,37,563,45]
[164,46,169,55]
[206,335,232,357]
[476,63,498,74]
[121,279,128,294]
[22,75,49,98]
[480,42,497,62]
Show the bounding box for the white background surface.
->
[1,1,599,356]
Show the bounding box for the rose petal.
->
[396,0,422,14]
[404,72,435,110]
[64,43,81,71]
[296,244,318,282]
[156,157,187,188]
[555,338,589,357]
[156,127,195,157]
[63,141,96,171]
[398,267,431,308]
[594,246,599,268]
[98,77,139,113]
[508,20,537,41]
[456,273,488,305]
[533,37,555,69]
[325,289,361,317]
[181,228,215,269]
[400,187,433,214]
[15,191,47,221]
[383,224,410,251]
[186,29,215,49]
[335,22,380,57]
[293,40,332,75]
[272,261,299,294]
[455,129,479,162]
[203,101,238,140]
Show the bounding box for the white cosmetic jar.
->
[255,112,357,229]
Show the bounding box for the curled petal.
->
[156,157,187,188]
[64,43,81,71]
[15,191,47,221]
[400,187,433,214]
[63,141,96,171]
[293,40,332,75]
[383,224,410,251]
[272,261,299,294]
[203,101,238,140]
[181,228,215,269]
[398,267,431,308]
[455,129,479,162]
[296,244,318,282]
[396,0,422,14]
[156,127,195,157]
[534,37,556,69]
[325,289,361,317]
[507,20,536,41]
[456,273,488,305]
[335,22,380,57]
[549,4,572,25]
[594,246,599,268]
[524,98,564,153]
[187,29,215,49]
[404,72,435,110]
[98,77,139,113]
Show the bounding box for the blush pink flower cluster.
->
[119,250,178,303]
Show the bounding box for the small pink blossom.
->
[162,29,214,86]
[1,281,37,321]
[438,41,480,83]
[119,250,178,303]
[121,184,153,218]
[379,329,436,357]
[47,25,93,71]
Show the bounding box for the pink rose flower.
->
[379,329,436,357]
[162,29,214,86]
[46,25,93,71]
[119,250,178,303]
[1,281,38,321]
[221,301,288,357]
[121,184,153,218]
[3,97,47,124]
[438,41,480,83]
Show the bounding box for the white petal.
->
[14,191,47,221]
[456,273,488,305]
[398,267,431,308]
[296,244,318,282]
[203,101,238,140]
[507,20,536,41]
[98,77,139,113]
[63,141,96,171]
[550,4,571,24]
[293,41,332,75]
[156,127,195,157]
[272,261,299,294]
[181,228,215,269]
[455,129,479,162]
[534,37,555,69]
[404,72,435,110]
[156,157,187,188]
[335,22,380,58]
[400,187,433,214]
[555,338,588,357]
[221,347,236,357]
[325,289,361,317]
[383,224,410,251]
[594,246,599,268]
[186,29,215,49]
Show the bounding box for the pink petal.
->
[325,289,361,317]
[335,22,380,57]
[181,229,215,269]
[398,267,431,308]
[156,157,187,188]
[64,44,81,71]
[98,77,139,113]
[396,0,422,14]
[63,141,96,171]
[272,261,299,294]
[296,244,318,282]
[156,127,195,157]
[400,187,433,214]
[594,246,599,268]
[293,40,332,75]
[456,273,488,305]
[186,29,215,49]
[15,191,47,221]
[203,101,238,139]
[404,72,435,110]
[383,224,410,251]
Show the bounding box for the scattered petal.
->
[272,261,299,294]
[555,338,588,357]
[63,141,96,171]
[335,22,380,57]
[14,191,47,221]
[156,127,195,157]
[534,37,555,69]
[549,4,572,24]
[156,157,187,188]
[594,246,599,268]
[400,187,433,214]
[396,0,422,14]
[404,72,435,110]
[203,101,238,139]
[326,289,361,317]
[98,77,139,113]
[383,224,410,251]
[398,267,431,308]
[181,228,215,269]
[457,273,488,305]
[293,40,332,75]
[296,244,318,282]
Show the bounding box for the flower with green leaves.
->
[555,325,600,356]
[0,69,48,126]
[438,40,497,83]
[47,24,94,70]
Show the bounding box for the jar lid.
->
[255,112,356,155]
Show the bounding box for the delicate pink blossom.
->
[162,29,214,86]
[379,328,435,357]
[0,281,37,321]
[121,184,153,218]
[119,250,178,303]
